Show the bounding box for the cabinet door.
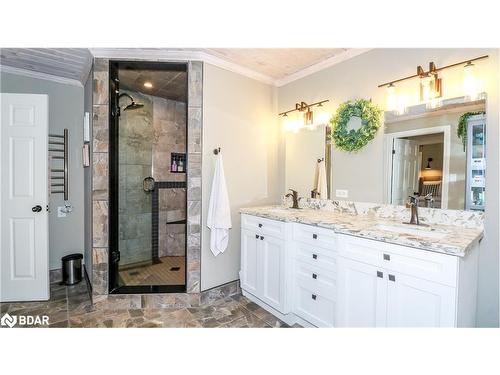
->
[386,272,456,327]
[259,234,286,312]
[241,229,259,296]
[337,257,387,327]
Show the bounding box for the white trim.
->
[89,48,371,87]
[384,125,451,209]
[274,48,372,87]
[0,65,83,87]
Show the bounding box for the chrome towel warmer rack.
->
[48,129,68,200]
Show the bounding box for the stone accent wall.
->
[92,59,109,296]
[186,61,203,293]
[90,59,202,297]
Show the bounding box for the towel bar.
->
[48,129,68,200]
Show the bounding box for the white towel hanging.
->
[316,160,328,199]
[207,151,232,257]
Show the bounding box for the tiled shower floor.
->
[0,282,296,328]
[119,256,185,286]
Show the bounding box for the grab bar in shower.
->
[48,129,68,200]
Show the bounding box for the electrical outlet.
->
[336,189,348,198]
[57,207,67,218]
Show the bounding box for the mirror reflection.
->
[284,96,486,212]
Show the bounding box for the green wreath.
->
[330,99,382,152]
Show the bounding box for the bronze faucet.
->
[405,195,420,225]
[285,189,301,209]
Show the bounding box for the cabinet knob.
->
[312,234,318,239]
[312,273,317,279]
[258,223,263,228]
[260,236,264,240]
[311,294,317,300]
[255,234,259,239]
[383,254,391,261]
[312,254,318,260]
[389,274,396,282]
[377,271,383,278]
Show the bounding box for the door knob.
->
[32,205,42,213]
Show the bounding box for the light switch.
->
[336,189,348,198]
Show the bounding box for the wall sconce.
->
[463,61,478,100]
[378,55,488,109]
[279,99,330,132]
[425,157,433,170]
[417,62,442,103]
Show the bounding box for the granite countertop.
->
[240,205,484,257]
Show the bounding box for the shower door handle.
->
[111,251,120,263]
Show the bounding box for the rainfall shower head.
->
[124,101,144,111]
[118,93,144,111]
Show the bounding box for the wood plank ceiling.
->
[0,48,93,83]
[0,48,358,86]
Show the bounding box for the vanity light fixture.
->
[378,55,488,108]
[386,83,397,112]
[279,99,330,132]
[425,158,433,170]
[463,61,478,100]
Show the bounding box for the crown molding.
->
[89,48,276,85]
[89,48,371,87]
[274,48,372,87]
[0,64,83,87]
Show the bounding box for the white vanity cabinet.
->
[335,235,477,328]
[240,213,479,327]
[240,215,288,313]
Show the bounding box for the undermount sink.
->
[372,224,448,240]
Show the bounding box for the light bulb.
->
[386,83,397,112]
[314,106,330,126]
[463,62,478,100]
[420,75,432,102]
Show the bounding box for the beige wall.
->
[201,63,282,290]
[278,48,499,326]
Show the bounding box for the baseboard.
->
[241,290,312,327]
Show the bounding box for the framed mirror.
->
[384,94,486,211]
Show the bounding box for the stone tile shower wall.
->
[152,96,187,259]
[91,59,202,297]
[118,90,153,267]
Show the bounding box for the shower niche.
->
[109,61,188,293]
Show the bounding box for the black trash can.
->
[61,253,83,285]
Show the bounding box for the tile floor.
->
[0,282,296,328]
[119,256,185,286]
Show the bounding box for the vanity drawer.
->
[293,223,337,249]
[295,242,337,271]
[241,214,286,238]
[294,283,335,327]
[338,234,459,287]
[295,260,336,299]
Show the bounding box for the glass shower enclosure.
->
[108,61,188,293]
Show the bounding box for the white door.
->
[391,139,420,205]
[336,257,387,327]
[259,234,285,312]
[1,93,49,302]
[240,229,259,296]
[386,272,456,327]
